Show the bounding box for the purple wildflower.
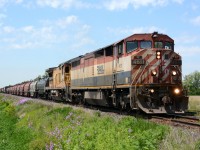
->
[49,127,62,139]
[17,98,30,105]
[46,141,54,150]
[65,112,73,120]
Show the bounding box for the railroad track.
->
[151,115,200,129]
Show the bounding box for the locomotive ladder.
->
[130,63,148,109]
[112,73,117,106]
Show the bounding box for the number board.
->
[171,59,182,65]
[97,65,104,74]
[132,59,145,65]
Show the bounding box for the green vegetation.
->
[183,71,200,95]
[188,96,200,112]
[0,94,200,150]
[159,127,200,150]
[0,97,33,150]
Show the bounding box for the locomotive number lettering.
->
[132,59,145,65]
[97,65,104,74]
[171,59,182,65]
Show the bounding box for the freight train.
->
[0,32,188,114]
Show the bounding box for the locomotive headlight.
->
[151,70,157,76]
[156,51,161,59]
[174,88,180,94]
[150,89,154,93]
[157,51,161,55]
[172,70,177,76]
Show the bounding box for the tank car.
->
[36,78,48,98]
[23,81,32,97]
[30,81,38,97]
[45,32,188,114]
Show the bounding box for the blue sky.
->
[0,0,200,87]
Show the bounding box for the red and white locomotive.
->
[66,32,188,114]
[3,32,188,114]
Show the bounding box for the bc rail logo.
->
[97,65,104,74]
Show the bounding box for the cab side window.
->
[118,43,123,55]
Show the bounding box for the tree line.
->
[183,71,200,95]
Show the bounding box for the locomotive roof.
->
[89,32,173,55]
[55,32,174,68]
[45,67,57,73]
[124,32,174,42]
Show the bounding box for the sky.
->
[0,0,200,87]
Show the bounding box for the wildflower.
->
[46,141,54,150]
[66,139,71,144]
[128,128,133,133]
[17,98,30,105]
[49,127,62,139]
[65,112,73,120]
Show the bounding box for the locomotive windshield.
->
[141,41,152,49]
[154,41,174,50]
[126,41,138,53]
[165,42,173,50]
[155,42,163,48]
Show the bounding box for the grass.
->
[0,99,33,150]
[159,95,200,150]
[188,96,200,112]
[159,127,200,150]
[0,94,168,150]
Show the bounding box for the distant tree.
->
[42,72,49,79]
[34,75,41,81]
[183,71,200,95]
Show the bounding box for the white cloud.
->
[0,0,24,7]
[104,0,183,10]
[0,14,6,27]
[71,24,94,49]
[36,0,61,8]
[57,15,78,28]
[191,3,199,11]
[21,26,34,33]
[107,26,166,36]
[0,15,93,51]
[0,13,6,19]
[175,35,198,44]
[176,46,200,56]
[172,0,184,4]
[36,0,91,9]
[15,0,23,4]
[191,16,200,26]
[0,0,8,7]
[12,42,37,49]
[3,26,15,33]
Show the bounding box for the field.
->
[189,96,200,112]
[0,94,200,150]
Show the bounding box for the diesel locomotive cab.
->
[130,33,188,114]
